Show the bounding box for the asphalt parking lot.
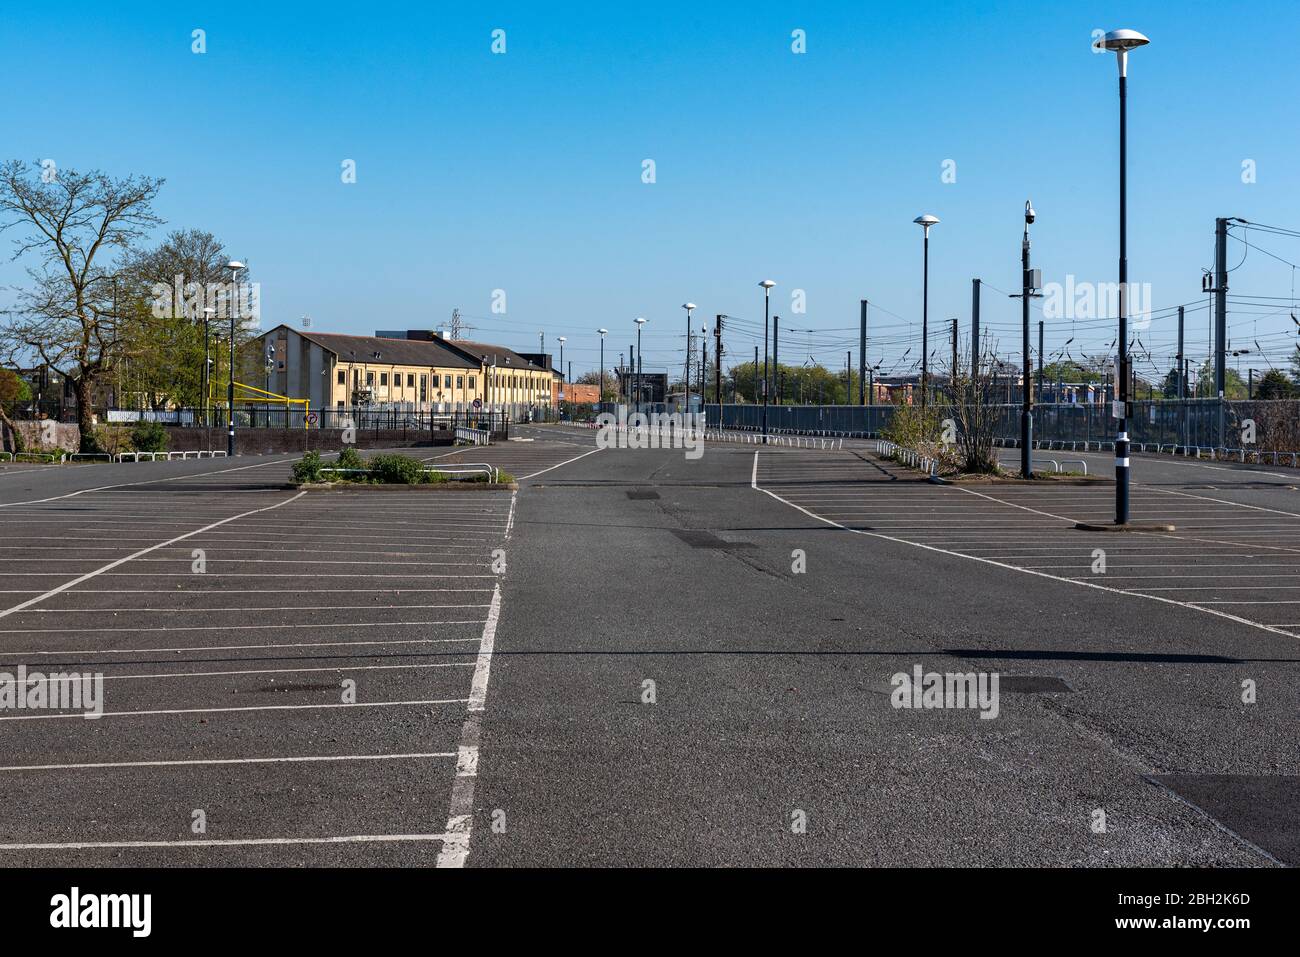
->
[0,457,513,865]
[0,430,1296,867]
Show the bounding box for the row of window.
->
[335,369,480,390]
[332,368,551,392]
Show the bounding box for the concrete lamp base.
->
[1074,522,1176,532]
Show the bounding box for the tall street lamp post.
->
[226,260,244,456]
[913,216,939,408]
[634,317,647,413]
[202,306,215,425]
[681,302,695,413]
[759,280,775,443]
[598,328,608,409]
[1019,200,1038,479]
[1101,28,1149,525]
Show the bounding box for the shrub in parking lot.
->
[337,446,364,470]
[292,450,324,483]
[128,420,169,453]
[368,453,426,484]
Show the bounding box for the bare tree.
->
[0,159,163,450]
[948,355,1001,474]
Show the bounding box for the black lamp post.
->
[913,216,939,408]
[1100,28,1149,524]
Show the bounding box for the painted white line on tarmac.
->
[751,452,1300,640]
[0,752,456,773]
[0,834,449,851]
[437,583,503,868]
[88,661,475,681]
[0,619,487,635]
[0,634,485,658]
[26,603,489,614]
[0,492,307,621]
[0,697,469,722]
[0,457,298,509]
[518,447,603,480]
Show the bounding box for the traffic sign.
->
[472,398,482,409]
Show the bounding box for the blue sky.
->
[3,0,1299,382]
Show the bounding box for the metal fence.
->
[708,403,895,436]
[109,407,511,435]
[704,399,1300,453]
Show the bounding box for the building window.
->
[420,374,427,402]
[380,372,388,386]
[468,375,476,389]
[407,373,415,388]
[366,371,374,386]
[456,375,464,389]
[444,375,452,388]
[337,369,345,385]
[353,369,359,386]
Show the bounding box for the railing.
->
[319,463,501,483]
[875,440,938,476]
[455,426,491,446]
[704,429,843,450]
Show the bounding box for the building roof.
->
[443,339,545,371]
[288,328,481,370]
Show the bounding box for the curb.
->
[297,481,519,492]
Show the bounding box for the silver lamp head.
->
[758,280,776,289]
[1101,29,1149,51]
[1101,29,1149,75]
[635,317,647,326]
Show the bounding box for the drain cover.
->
[1150,774,1300,865]
[626,489,660,500]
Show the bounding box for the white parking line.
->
[0,752,457,773]
[0,633,486,658]
[751,451,1300,640]
[0,492,307,621]
[0,697,469,722]
[0,834,450,851]
[518,447,603,480]
[0,457,298,509]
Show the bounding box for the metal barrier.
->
[454,426,492,446]
[704,429,842,450]
[319,463,500,483]
[0,451,61,464]
[875,440,937,476]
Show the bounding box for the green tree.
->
[118,229,252,410]
[1193,361,1248,399]
[1255,369,1295,400]
[0,368,31,451]
[1040,360,1102,384]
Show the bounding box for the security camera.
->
[1025,200,1036,224]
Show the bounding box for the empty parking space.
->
[0,458,512,866]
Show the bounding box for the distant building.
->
[615,370,667,404]
[250,325,553,415]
